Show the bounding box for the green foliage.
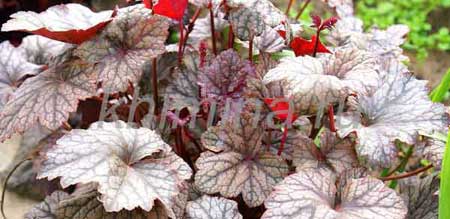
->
[356,0,450,60]
[431,68,450,102]
[439,131,450,219]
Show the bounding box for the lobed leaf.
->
[24,191,69,219]
[229,7,266,41]
[1,4,115,44]
[336,69,448,168]
[20,35,71,65]
[263,46,378,113]
[196,116,289,207]
[0,53,96,142]
[262,169,407,219]
[165,67,200,112]
[399,173,440,219]
[75,4,169,93]
[293,129,359,174]
[0,41,42,108]
[185,195,242,219]
[38,121,191,216]
[199,49,256,106]
[56,186,170,219]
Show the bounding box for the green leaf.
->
[439,131,450,219]
[431,68,450,102]
[419,131,448,142]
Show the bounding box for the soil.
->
[0,136,37,219]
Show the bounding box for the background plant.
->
[356,0,450,60]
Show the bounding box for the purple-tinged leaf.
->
[186,195,242,219]
[75,4,169,93]
[199,49,256,105]
[38,121,191,216]
[24,191,69,219]
[1,4,115,44]
[56,186,170,219]
[311,15,322,28]
[262,169,407,219]
[265,126,310,160]
[399,173,439,219]
[196,115,289,207]
[0,53,96,142]
[336,70,448,168]
[293,129,359,174]
[166,67,200,112]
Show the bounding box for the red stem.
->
[209,5,218,56]
[312,29,321,57]
[277,126,289,156]
[248,34,254,62]
[182,8,202,53]
[228,24,235,49]
[328,104,336,132]
[151,58,159,115]
[178,22,185,65]
[285,0,295,15]
[176,126,195,169]
[148,0,154,9]
[379,165,433,181]
[295,0,311,20]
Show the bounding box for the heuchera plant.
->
[0,0,447,219]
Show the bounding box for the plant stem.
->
[178,22,185,65]
[295,0,311,20]
[182,8,202,53]
[312,29,320,57]
[1,158,32,219]
[328,104,336,132]
[148,0,153,9]
[209,5,218,56]
[228,25,235,49]
[277,125,289,156]
[386,146,414,176]
[62,122,72,131]
[248,34,254,62]
[151,58,159,115]
[176,126,195,169]
[379,164,433,181]
[285,0,295,15]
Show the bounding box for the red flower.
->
[264,98,299,123]
[290,35,330,56]
[147,0,188,21]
